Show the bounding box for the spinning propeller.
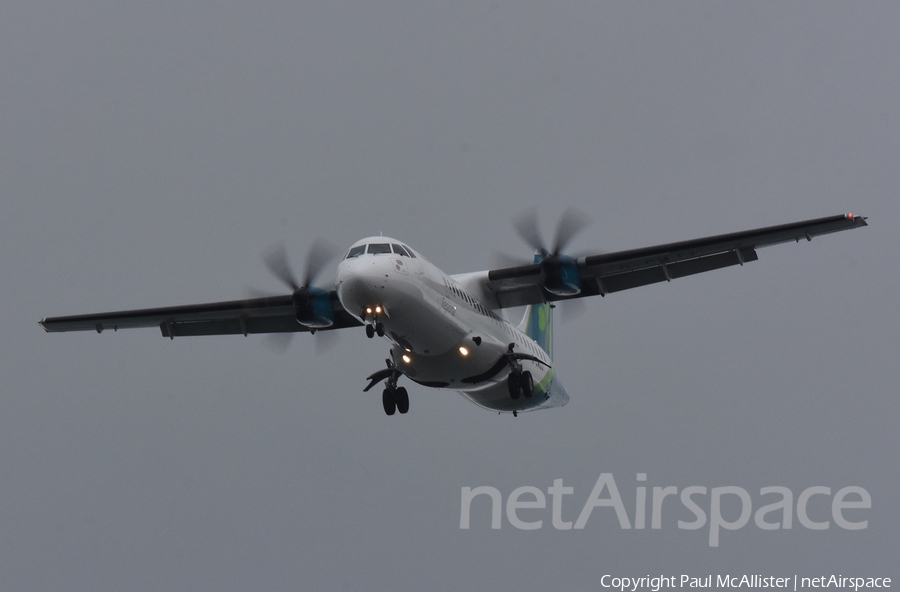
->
[511,206,591,298]
[259,239,340,353]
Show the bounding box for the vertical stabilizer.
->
[518,284,568,408]
[518,255,554,359]
[520,301,553,358]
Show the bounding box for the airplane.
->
[40,212,867,417]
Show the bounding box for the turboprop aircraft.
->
[40,211,867,417]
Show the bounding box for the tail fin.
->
[519,254,567,407]
[520,301,553,359]
[520,298,569,409]
[519,253,554,358]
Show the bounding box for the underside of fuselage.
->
[450,362,570,413]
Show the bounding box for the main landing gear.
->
[364,358,409,416]
[382,385,409,416]
[507,370,534,400]
[503,343,541,400]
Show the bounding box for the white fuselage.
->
[334,237,567,413]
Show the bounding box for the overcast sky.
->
[1,2,897,591]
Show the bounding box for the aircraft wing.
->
[39,292,363,337]
[468,213,867,309]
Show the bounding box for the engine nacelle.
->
[292,287,335,329]
[541,254,582,297]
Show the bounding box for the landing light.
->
[458,346,469,356]
[366,307,373,314]
[375,306,382,314]
[402,354,412,364]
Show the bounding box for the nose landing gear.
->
[365,321,385,338]
[362,306,386,338]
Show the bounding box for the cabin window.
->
[345,245,366,259]
[367,243,392,255]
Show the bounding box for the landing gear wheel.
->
[507,372,521,400]
[395,387,409,414]
[382,388,396,416]
[375,322,385,337]
[520,371,534,398]
[366,324,375,339]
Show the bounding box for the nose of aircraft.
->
[336,256,396,317]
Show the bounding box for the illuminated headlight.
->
[375,305,382,314]
[365,307,373,314]
[401,354,412,364]
[458,346,469,356]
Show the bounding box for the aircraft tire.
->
[366,324,375,339]
[507,373,520,400]
[375,322,385,337]
[396,387,409,414]
[382,388,396,416]
[520,371,534,398]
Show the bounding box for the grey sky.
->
[2,2,897,590]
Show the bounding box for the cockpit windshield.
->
[392,244,411,257]
[344,242,416,259]
[345,245,366,259]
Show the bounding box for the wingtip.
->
[846,212,868,226]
